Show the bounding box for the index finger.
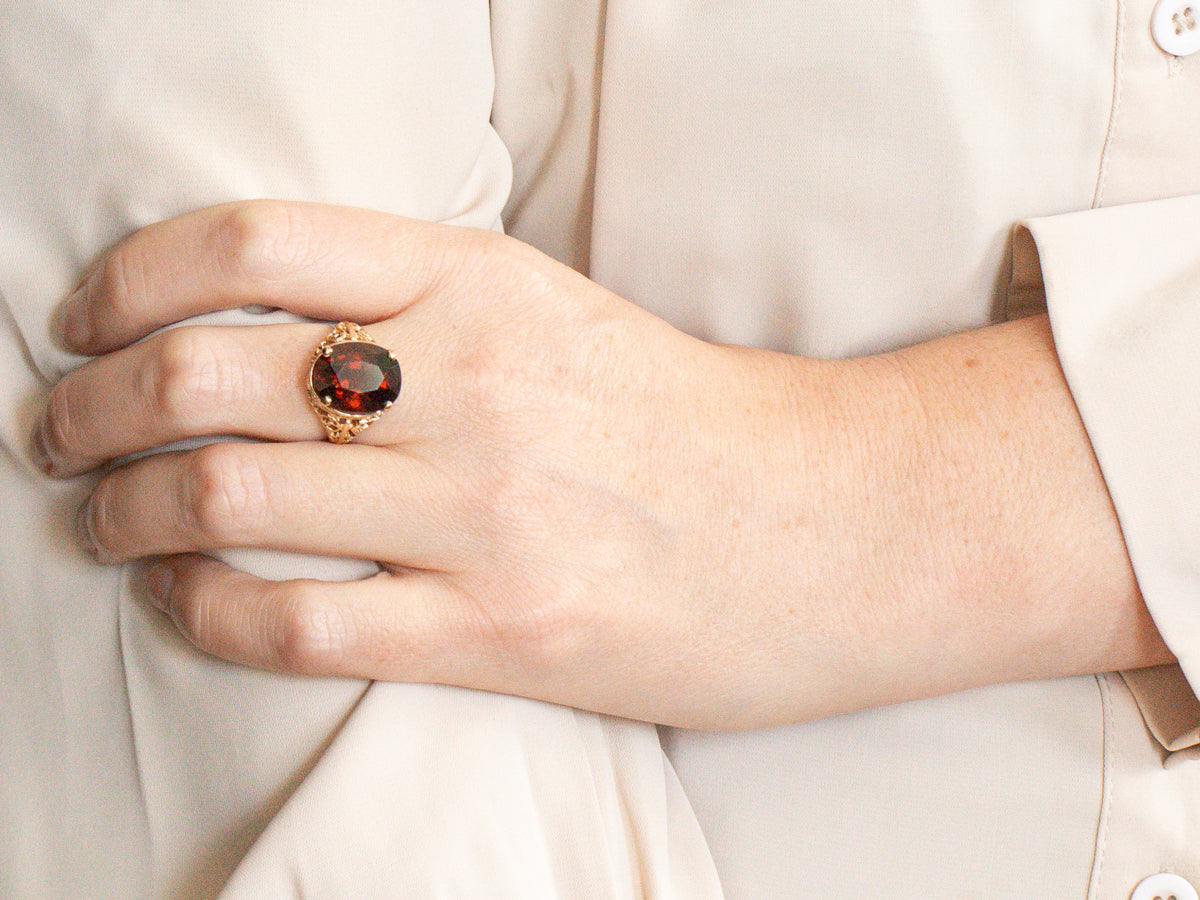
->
[60,200,464,355]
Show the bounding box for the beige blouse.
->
[2,1,1198,898]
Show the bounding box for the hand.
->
[37,201,825,727]
[37,201,1171,728]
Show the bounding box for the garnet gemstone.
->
[310,341,401,415]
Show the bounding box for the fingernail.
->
[146,564,174,612]
[75,501,97,556]
[30,423,52,473]
[61,280,91,351]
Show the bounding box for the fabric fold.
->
[1027,196,1200,748]
[217,683,722,899]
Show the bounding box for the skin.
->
[35,200,1174,729]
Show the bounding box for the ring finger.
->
[36,319,433,476]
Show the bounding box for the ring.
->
[307,321,402,444]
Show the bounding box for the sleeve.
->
[1021,194,1200,750]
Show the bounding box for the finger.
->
[39,323,323,475]
[145,555,507,688]
[85,441,459,568]
[37,320,431,476]
[61,200,473,355]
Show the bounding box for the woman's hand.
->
[36,201,1171,728]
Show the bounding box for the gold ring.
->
[307,321,402,444]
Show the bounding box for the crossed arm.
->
[34,200,1173,729]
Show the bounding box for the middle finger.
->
[83,440,458,567]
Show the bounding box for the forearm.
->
[748,312,1173,722]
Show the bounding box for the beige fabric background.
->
[2,0,1199,897]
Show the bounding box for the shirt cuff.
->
[1021,194,1200,751]
[1122,666,1200,751]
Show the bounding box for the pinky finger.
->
[144,554,489,685]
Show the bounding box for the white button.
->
[1153,1,1200,56]
[1131,872,1200,900]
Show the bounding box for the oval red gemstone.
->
[310,341,401,415]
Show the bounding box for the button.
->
[1131,872,1199,900]
[1152,1,1200,56]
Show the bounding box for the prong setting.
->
[307,322,402,444]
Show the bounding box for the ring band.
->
[307,321,402,444]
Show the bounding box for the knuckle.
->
[474,585,583,677]
[212,200,314,285]
[267,582,351,673]
[453,345,528,426]
[42,382,78,458]
[464,463,548,551]
[145,328,228,428]
[94,249,148,323]
[448,336,566,436]
[169,580,219,649]
[184,443,271,544]
[85,481,120,556]
[468,230,560,309]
